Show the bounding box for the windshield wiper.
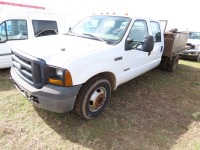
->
[65,28,77,36]
[82,33,105,42]
[67,31,76,36]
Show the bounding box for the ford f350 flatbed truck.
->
[10,14,189,119]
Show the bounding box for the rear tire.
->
[167,55,179,72]
[74,76,111,120]
[196,54,200,62]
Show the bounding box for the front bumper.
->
[10,67,82,113]
[179,49,200,60]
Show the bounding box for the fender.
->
[72,62,119,89]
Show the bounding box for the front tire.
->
[74,76,111,120]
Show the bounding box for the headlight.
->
[45,65,73,87]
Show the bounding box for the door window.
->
[0,22,7,42]
[0,20,27,43]
[32,20,58,37]
[150,21,161,42]
[127,20,148,50]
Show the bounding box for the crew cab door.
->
[120,19,162,84]
[149,20,164,61]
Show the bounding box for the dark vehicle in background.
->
[180,32,200,61]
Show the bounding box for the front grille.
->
[11,49,46,89]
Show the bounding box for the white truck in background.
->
[179,31,200,61]
[0,1,67,69]
[10,14,189,120]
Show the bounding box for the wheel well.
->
[87,72,116,91]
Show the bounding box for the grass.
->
[0,59,200,150]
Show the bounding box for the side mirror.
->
[68,27,72,32]
[141,35,154,52]
[125,37,133,50]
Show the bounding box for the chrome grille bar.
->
[11,49,46,89]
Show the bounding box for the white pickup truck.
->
[180,31,200,61]
[10,14,188,119]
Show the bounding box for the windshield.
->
[189,32,200,40]
[70,15,131,44]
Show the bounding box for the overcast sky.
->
[43,0,200,31]
[1,0,199,31]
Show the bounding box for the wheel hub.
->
[89,88,106,112]
[95,94,105,108]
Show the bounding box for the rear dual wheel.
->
[74,76,111,120]
[167,55,179,72]
[196,54,200,62]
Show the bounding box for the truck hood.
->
[13,35,111,67]
[187,39,200,45]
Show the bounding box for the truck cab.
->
[11,14,164,119]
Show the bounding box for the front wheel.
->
[74,76,111,120]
